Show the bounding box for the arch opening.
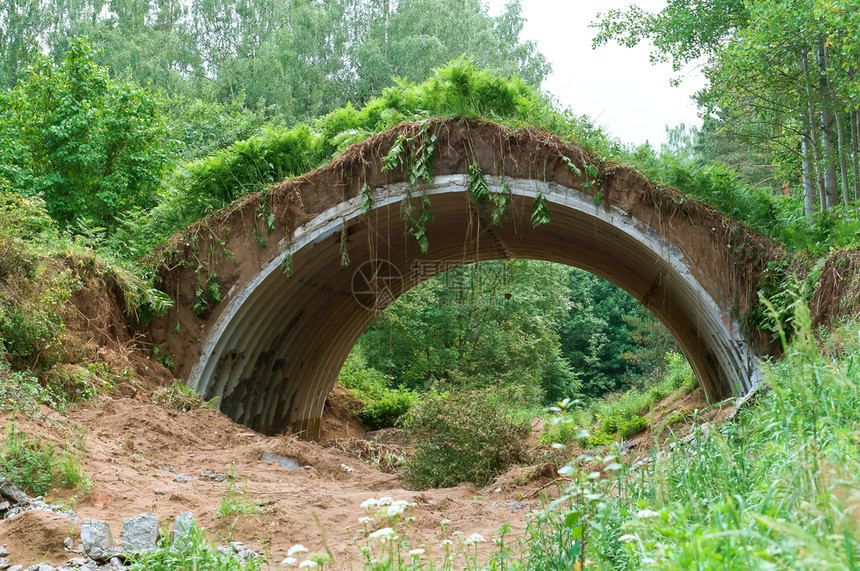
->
[187,175,762,438]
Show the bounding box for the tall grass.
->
[527,303,860,569]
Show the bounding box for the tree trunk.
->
[853,108,860,201]
[818,39,838,208]
[801,129,817,216]
[800,48,826,208]
[836,111,850,205]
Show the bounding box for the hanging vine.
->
[381,123,439,254]
[280,242,294,277]
[531,192,551,228]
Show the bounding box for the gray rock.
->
[0,556,9,569]
[8,566,23,571]
[173,474,193,483]
[260,452,301,470]
[171,512,194,549]
[63,538,73,550]
[80,520,113,558]
[62,559,88,568]
[0,546,9,557]
[0,478,29,508]
[108,557,123,568]
[122,513,159,550]
[25,565,56,571]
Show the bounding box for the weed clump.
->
[152,380,217,412]
[403,390,529,488]
[0,420,88,495]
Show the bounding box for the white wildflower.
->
[383,500,410,517]
[409,548,426,556]
[440,539,453,547]
[360,498,379,509]
[369,527,397,540]
[280,556,298,566]
[288,545,309,556]
[298,561,317,568]
[465,533,486,545]
[340,463,354,472]
[618,534,637,543]
[358,516,374,525]
[377,496,393,506]
[636,509,660,519]
[440,519,451,527]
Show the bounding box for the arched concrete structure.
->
[152,119,779,438]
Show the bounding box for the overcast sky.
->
[486,0,707,147]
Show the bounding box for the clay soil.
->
[0,376,725,569]
[0,383,549,569]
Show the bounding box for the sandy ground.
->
[0,386,554,569]
[0,368,729,570]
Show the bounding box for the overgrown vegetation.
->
[403,389,530,489]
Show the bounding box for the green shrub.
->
[403,390,529,488]
[0,422,56,494]
[358,389,417,430]
[616,414,647,437]
[0,365,66,413]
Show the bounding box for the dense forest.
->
[1,1,860,569]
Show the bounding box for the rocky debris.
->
[260,452,301,470]
[80,520,113,561]
[0,479,79,523]
[216,541,260,563]
[0,478,30,519]
[198,470,228,482]
[173,474,194,483]
[122,513,159,551]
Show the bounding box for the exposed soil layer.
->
[811,249,860,327]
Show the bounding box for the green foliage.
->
[0,253,76,370]
[0,421,56,494]
[562,269,674,398]
[128,521,265,571]
[0,365,65,414]
[360,260,580,405]
[0,38,170,231]
[337,350,418,430]
[141,60,613,252]
[580,303,860,569]
[358,390,418,431]
[192,272,222,316]
[403,389,529,488]
[0,420,86,495]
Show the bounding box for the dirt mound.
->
[318,384,366,442]
[0,510,80,567]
